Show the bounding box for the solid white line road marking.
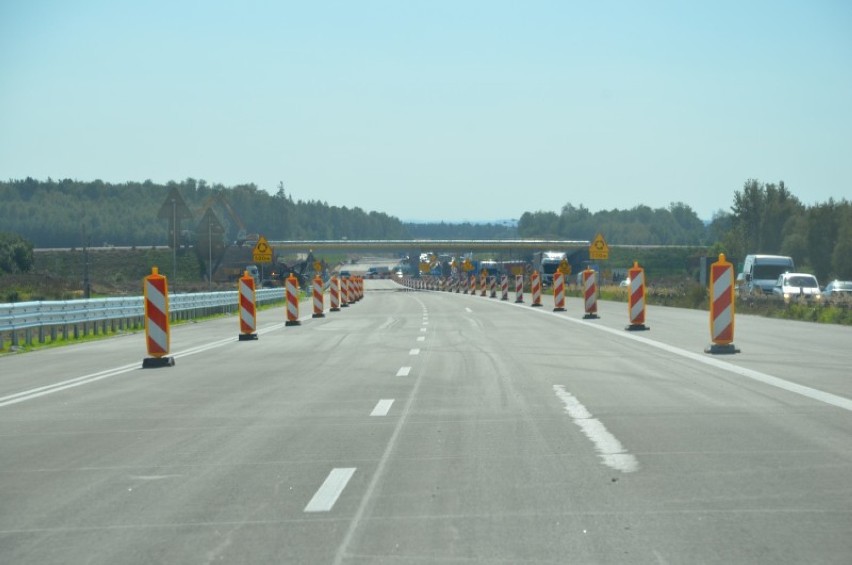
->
[508,301,852,414]
[420,328,427,332]
[304,468,356,512]
[396,367,411,377]
[370,399,394,416]
[553,385,639,474]
[409,349,420,355]
[417,336,425,342]
[465,307,473,313]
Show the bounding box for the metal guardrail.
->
[0,288,285,349]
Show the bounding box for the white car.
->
[772,273,822,303]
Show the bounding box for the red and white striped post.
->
[530,270,543,307]
[285,273,301,326]
[515,274,524,303]
[583,269,599,319]
[489,276,497,298]
[706,253,740,354]
[480,273,487,297]
[470,275,477,296]
[552,271,566,312]
[501,274,509,301]
[330,276,341,312]
[312,275,325,318]
[341,276,351,307]
[238,270,258,340]
[142,267,174,367]
[626,261,649,331]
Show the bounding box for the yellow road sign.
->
[420,262,432,273]
[589,233,609,260]
[462,259,474,272]
[558,259,572,275]
[252,236,273,263]
[313,261,323,273]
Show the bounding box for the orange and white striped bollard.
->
[312,275,325,318]
[626,261,648,331]
[501,274,509,301]
[330,276,341,312]
[553,271,566,312]
[531,270,542,307]
[583,269,599,319]
[706,253,740,353]
[285,273,301,326]
[515,274,524,303]
[142,267,174,367]
[238,270,258,340]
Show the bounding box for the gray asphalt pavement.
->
[1,280,851,564]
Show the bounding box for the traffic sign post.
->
[589,233,609,261]
[252,236,273,264]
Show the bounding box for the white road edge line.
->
[513,302,852,413]
[417,336,425,342]
[370,399,394,417]
[396,366,411,377]
[1,322,293,409]
[304,467,357,512]
[553,385,639,473]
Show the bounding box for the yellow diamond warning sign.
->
[589,233,609,261]
[252,236,273,263]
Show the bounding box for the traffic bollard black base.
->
[626,324,649,331]
[238,333,258,341]
[705,343,740,354]
[142,356,175,368]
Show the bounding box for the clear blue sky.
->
[2,1,850,222]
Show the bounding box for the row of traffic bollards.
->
[400,254,739,354]
[141,268,364,368]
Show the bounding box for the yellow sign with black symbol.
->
[252,236,273,263]
[462,259,474,272]
[589,233,609,260]
[558,259,572,275]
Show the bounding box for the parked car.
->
[772,273,822,303]
[822,280,852,299]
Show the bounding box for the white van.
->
[739,254,794,295]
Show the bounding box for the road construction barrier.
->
[238,271,258,340]
[490,276,497,298]
[501,275,509,301]
[626,262,648,331]
[531,270,542,307]
[312,275,325,318]
[552,271,566,312]
[142,267,174,367]
[330,276,341,311]
[470,275,477,296]
[286,273,301,326]
[454,277,460,293]
[583,269,599,319]
[706,253,740,354]
[480,274,487,297]
[515,274,524,303]
[341,276,351,306]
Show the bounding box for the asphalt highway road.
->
[1,280,851,564]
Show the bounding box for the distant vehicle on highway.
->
[822,280,852,299]
[366,266,391,279]
[740,254,795,295]
[772,272,822,303]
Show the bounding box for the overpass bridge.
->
[267,239,591,253]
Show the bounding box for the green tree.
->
[0,232,34,273]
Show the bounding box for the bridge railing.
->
[0,288,285,350]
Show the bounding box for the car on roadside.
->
[772,272,822,303]
[822,280,852,300]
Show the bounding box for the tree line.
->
[517,182,851,281]
[1,177,850,281]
